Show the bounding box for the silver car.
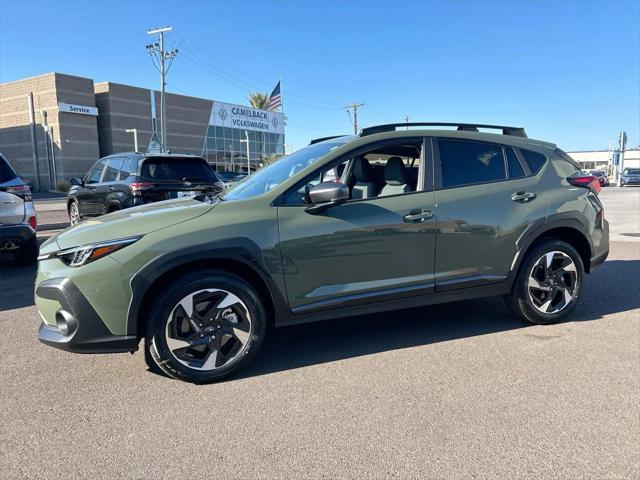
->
[0,153,38,263]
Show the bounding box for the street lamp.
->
[240,130,251,175]
[125,129,138,152]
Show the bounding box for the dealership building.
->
[0,72,286,190]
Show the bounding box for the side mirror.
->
[305,181,349,214]
[70,177,83,187]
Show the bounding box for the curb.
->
[39,222,69,232]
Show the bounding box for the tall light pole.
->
[240,130,251,175]
[146,26,178,153]
[125,129,138,152]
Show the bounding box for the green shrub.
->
[56,181,71,193]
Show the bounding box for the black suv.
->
[68,153,224,225]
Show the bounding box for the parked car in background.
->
[36,122,609,383]
[67,153,225,225]
[0,153,37,264]
[620,168,640,187]
[590,170,609,186]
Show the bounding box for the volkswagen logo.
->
[271,116,278,129]
[218,107,228,121]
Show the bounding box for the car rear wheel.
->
[505,240,584,325]
[69,200,80,225]
[145,270,266,383]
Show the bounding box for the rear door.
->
[94,157,123,214]
[432,138,548,290]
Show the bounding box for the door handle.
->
[403,209,434,223]
[511,191,536,203]
[108,186,115,191]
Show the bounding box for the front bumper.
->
[37,277,138,353]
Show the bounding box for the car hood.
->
[53,197,219,250]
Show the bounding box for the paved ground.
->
[1,189,638,479]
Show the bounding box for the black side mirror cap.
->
[70,177,83,186]
[304,181,349,214]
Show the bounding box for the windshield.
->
[224,139,348,200]
[0,155,18,183]
[623,168,640,175]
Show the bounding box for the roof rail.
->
[309,135,347,145]
[360,122,527,138]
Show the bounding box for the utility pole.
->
[404,115,409,130]
[346,103,365,135]
[125,129,139,152]
[146,26,178,153]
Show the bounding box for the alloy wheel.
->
[161,289,252,371]
[69,203,80,225]
[527,251,578,314]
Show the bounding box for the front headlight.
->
[38,236,141,267]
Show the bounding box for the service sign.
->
[58,102,98,116]
[209,101,285,134]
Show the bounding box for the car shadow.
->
[0,241,43,311]
[237,258,640,380]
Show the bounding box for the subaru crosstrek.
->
[36,123,609,383]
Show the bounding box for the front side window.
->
[86,160,106,184]
[224,139,349,201]
[438,140,506,188]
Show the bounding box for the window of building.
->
[438,140,506,188]
[506,148,526,179]
[520,149,547,174]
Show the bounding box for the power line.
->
[346,103,365,134]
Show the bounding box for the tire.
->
[504,240,584,325]
[16,239,38,265]
[144,270,266,383]
[68,200,80,225]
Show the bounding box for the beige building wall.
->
[0,72,100,189]
[95,82,212,157]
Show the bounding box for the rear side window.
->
[0,156,18,183]
[521,149,547,174]
[506,148,526,179]
[140,157,215,181]
[103,158,122,182]
[438,140,506,188]
[119,157,137,181]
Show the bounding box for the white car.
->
[0,153,38,264]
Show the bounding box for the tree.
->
[247,92,272,110]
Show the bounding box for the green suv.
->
[36,123,609,383]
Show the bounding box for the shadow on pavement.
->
[239,258,640,380]
[0,238,46,311]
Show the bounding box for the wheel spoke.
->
[166,336,191,351]
[201,348,219,370]
[528,251,579,315]
[233,327,250,345]
[528,276,550,291]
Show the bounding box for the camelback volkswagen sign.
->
[209,101,285,134]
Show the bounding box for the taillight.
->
[129,182,154,196]
[4,184,32,201]
[28,216,37,230]
[567,174,601,194]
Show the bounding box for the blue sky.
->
[1,0,638,151]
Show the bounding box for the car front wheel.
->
[68,200,80,225]
[505,240,584,325]
[145,270,266,383]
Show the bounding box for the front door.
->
[277,138,437,314]
[432,138,548,291]
[77,159,106,216]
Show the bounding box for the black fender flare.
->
[509,212,593,283]
[126,237,290,336]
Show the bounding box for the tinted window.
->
[86,160,106,184]
[438,140,506,188]
[506,148,526,179]
[521,149,547,174]
[0,155,18,183]
[140,157,216,181]
[119,157,136,181]
[103,158,121,182]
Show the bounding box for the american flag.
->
[267,81,281,111]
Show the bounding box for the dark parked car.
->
[0,153,38,263]
[68,153,225,224]
[620,168,640,186]
[590,170,609,186]
[37,122,609,383]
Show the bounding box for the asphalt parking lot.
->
[1,188,639,479]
